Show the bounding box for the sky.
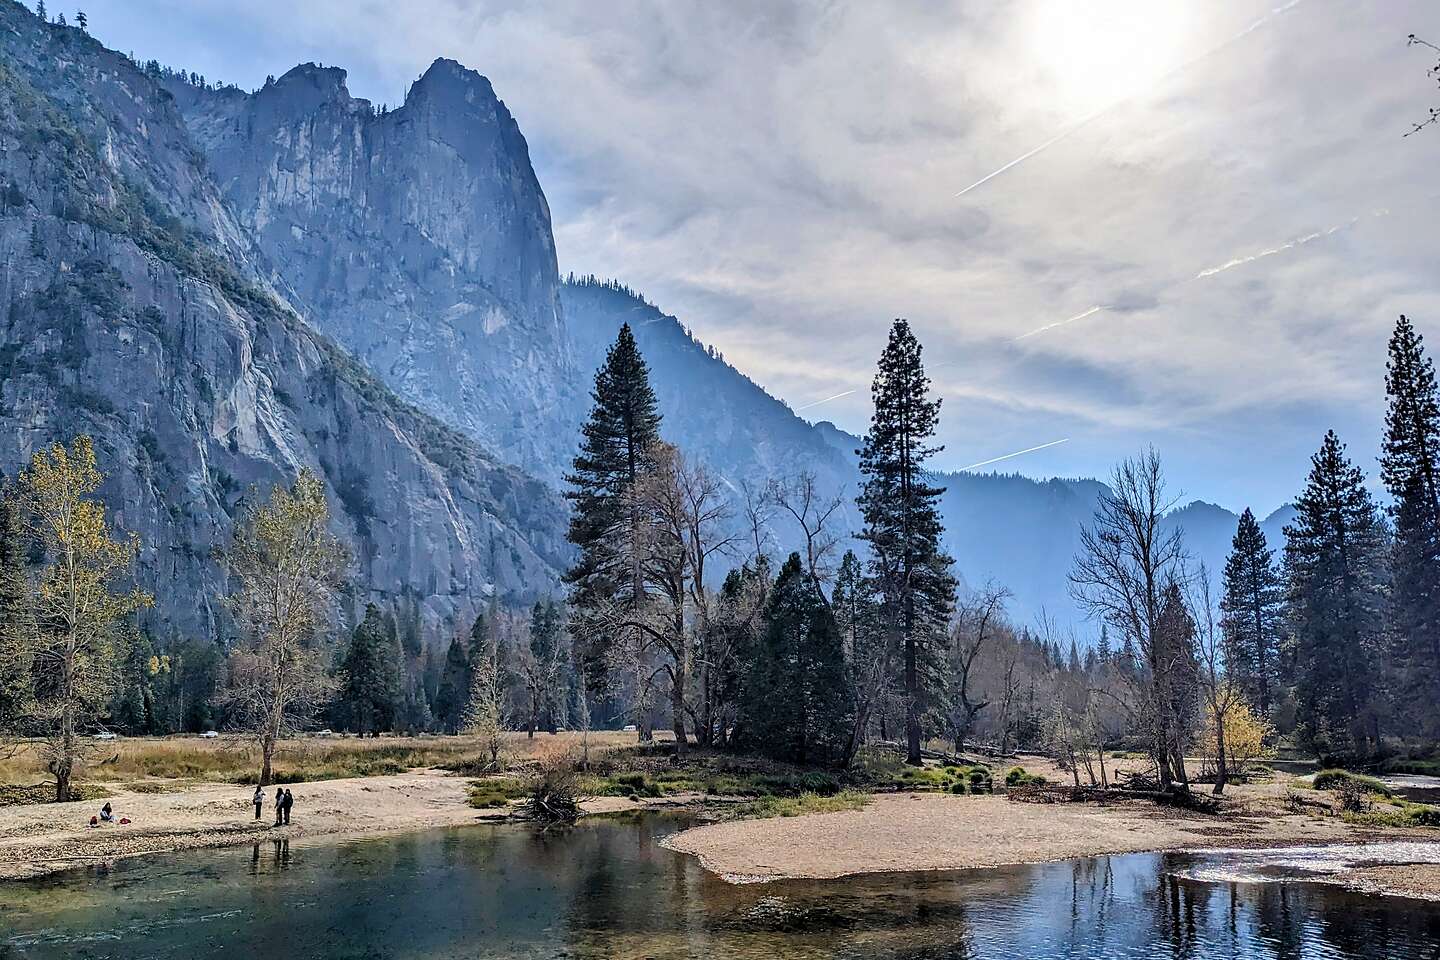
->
[75,0,1440,515]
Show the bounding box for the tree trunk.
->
[1212,714,1229,796]
[260,733,275,787]
[527,690,537,739]
[904,633,922,766]
[670,665,688,756]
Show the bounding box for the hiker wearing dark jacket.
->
[274,788,284,825]
[281,789,294,825]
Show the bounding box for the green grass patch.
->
[1341,797,1440,829]
[733,790,871,820]
[1312,769,1393,796]
[467,777,528,809]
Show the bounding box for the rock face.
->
[165,59,580,482]
[0,5,567,638]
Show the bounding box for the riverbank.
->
[0,768,662,881]
[666,784,1440,899]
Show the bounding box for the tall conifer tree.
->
[742,554,852,765]
[338,604,402,736]
[1283,431,1387,759]
[1219,508,1283,717]
[433,636,471,733]
[1380,314,1440,728]
[564,323,662,692]
[856,319,957,765]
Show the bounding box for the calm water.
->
[1,815,1438,959]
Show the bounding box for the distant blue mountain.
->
[562,278,1289,637]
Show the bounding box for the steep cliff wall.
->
[167,59,581,482]
[0,3,567,638]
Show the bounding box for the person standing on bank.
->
[252,785,264,821]
[274,787,284,826]
[281,788,294,825]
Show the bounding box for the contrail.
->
[1192,211,1385,280]
[954,117,1108,199]
[795,388,857,411]
[1014,305,1103,341]
[958,438,1070,472]
[954,0,1307,200]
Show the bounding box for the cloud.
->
[76,0,1440,512]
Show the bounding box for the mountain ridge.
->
[0,2,567,637]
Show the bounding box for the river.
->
[1,813,1437,959]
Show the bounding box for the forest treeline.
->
[0,315,1436,801]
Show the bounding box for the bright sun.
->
[1023,1,1198,116]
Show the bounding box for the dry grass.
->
[0,731,645,796]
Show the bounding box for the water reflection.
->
[0,815,1436,959]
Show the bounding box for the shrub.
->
[1005,766,1048,788]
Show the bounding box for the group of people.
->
[252,785,296,826]
[89,802,129,827]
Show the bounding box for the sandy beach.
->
[666,788,1440,901]
[0,769,654,881]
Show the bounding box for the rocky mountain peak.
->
[268,62,353,108]
[171,52,581,482]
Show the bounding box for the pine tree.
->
[742,554,853,765]
[1096,625,1112,663]
[1283,431,1388,760]
[35,1,46,22]
[338,604,402,736]
[856,319,957,765]
[75,10,86,30]
[433,636,471,733]
[523,599,563,736]
[1219,508,1283,717]
[1152,581,1201,787]
[564,323,662,692]
[1380,314,1440,730]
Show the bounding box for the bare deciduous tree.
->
[463,644,507,772]
[1188,569,1250,795]
[1069,449,1195,792]
[614,443,736,753]
[767,471,846,585]
[948,581,1011,754]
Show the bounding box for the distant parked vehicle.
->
[621,724,637,733]
[92,731,118,741]
[199,730,219,739]
[313,729,335,738]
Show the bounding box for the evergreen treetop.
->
[1219,507,1283,716]
[1283,430,1388,758]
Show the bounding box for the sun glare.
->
[1024,1,1198,115]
